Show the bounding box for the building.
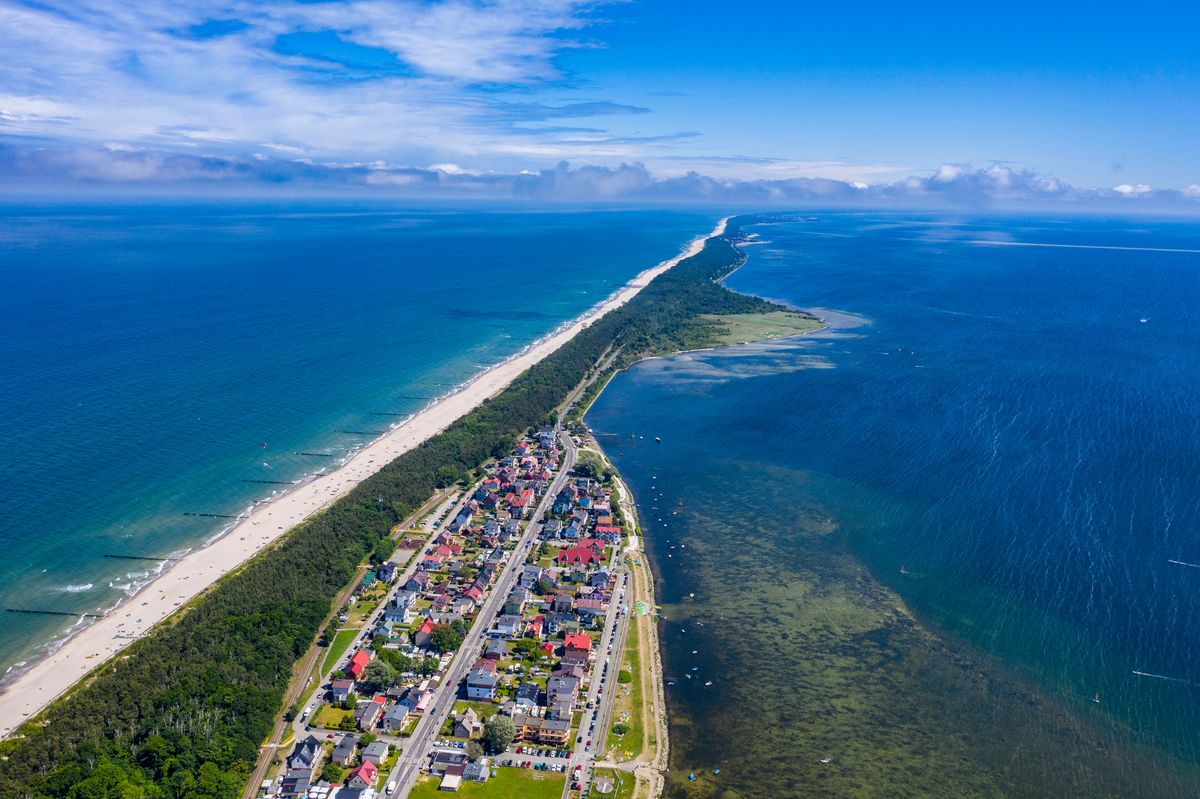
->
[329,678,355,704]
[345,649,371,680]
[287,735,323,771]
[354,698,385,731]
[514,681,540,707]
[347,760,379,790]
[453,707,484,739]
[465,668,498,700]
[362,740,390,765]
[513,713,571,746]
[331,734,358,767]
[382,702,410,733]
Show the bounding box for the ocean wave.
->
[57,583,94,593]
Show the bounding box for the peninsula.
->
[0,215,814,799]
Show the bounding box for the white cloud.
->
[1113,183,1154,196]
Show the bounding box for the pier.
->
[6,607,103,619]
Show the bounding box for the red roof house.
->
[556,546,600,566]
[348,760,378,789]
[564,632,592,653]
[346,649,371,679]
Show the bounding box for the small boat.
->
[685,674,692,679]
[655,436,661,443]
[1092,692,1101,703]
[713,769,720,775]
[704,681,713,686]
[820,757,833,765]
[689,773,697,782]
[688,592,695,598]
[690,666,699,671]
[1140,317,1150,323]
[691,650,698,654]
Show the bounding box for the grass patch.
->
[591,768,635,799]
[605,612,645,761]
[312,704,355,730]
[322,628,359,676]
[408,767,566,799]
[698,309,822,346]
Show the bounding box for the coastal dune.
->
[0,217,727,740]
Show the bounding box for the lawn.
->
[312,703,355,729]
[322,628,359,675]
[591,768,634,799]
[408,767,565,799]
[604,616,644,762]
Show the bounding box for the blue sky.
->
[1,0,1198,202]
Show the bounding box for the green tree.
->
[466,741,484,761]
[429,623,464,654]
[483,716,516,754]
[371,536,395,564]
[362,659,397,691]
[321,763,347,784]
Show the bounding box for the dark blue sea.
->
[0,202,716,679]
[588,213,1200,798]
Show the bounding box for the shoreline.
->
[0,215,729,740]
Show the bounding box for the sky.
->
[2,0,1199,205]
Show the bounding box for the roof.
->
[564,632,591,651]
[350,759,378,782]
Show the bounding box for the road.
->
[240,489,454,799]
[561,540,632,798]
[386,427,578,797]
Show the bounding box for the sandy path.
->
[0,217,727,740]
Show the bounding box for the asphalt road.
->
[386,427,577,797]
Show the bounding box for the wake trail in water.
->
[1167,559,1200,569]
[1132,670,1200,687]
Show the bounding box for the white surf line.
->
[1132,670,1200,686]
[968,240,1200,255]
[1168,559,1200,568]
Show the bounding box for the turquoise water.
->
[588,213,1200,797]
[0,203,715,678]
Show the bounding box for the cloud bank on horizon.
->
[1,0,1197,208]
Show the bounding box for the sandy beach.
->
[0,216,727,740]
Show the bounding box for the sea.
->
[586,213,1200,798]
[0,202,717,681]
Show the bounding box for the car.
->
[587,739,592,746]
[577,735,583,744]
[575,765,583,772]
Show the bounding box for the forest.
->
[0,215,793,799]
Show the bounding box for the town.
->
[258,421,644,799]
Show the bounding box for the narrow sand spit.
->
[0,217,728,739]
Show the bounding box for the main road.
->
[386,427,578,797]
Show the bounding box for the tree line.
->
[0,215,785,799]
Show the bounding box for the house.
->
[556,546,600,566]
[384,590,418,624]
[287,735,323,771]
[414,618,437,649]
[545,612,577,636]
[547,695,574,721]
[400,687,433,715]
[564,632,591,654]
[512,713,571,746]
[494,614,521,636]
[576,598,606,619]
[588,570,612,588]
[331,735,358,767]
[472,657,498,674]
[382,702,410,732]
[347,760,378,790]
[551,594,574,614]
[405,571,430,593]
[463,759,491,783]
[514,681,540,707]
[520,565,544,588]
[430,751,468,774]
[377,561,399,583]
[483,639,509,660]
[453,707,484,739]
[345,649,371,679]
[542,519,562,539]
[329,678,355,704]
[279,768,312,798]
[362,740,390,765]
[354,698,385,731]
[546,675,580,704]
[465,668,498,700]
[440,764,465,792]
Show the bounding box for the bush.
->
[618,670,633,684]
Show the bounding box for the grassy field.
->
[699,310,822,346]
[321,628,358,675]
[605,616,645,761]
[592,768,635,799]
[409,767,565,799]
[311,703,354,729]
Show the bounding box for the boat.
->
[704,681,713,686]
[820,758,833,764]
[655,436,661,443]
[1092,692,1101,703]
[713,769,720,775]
[689,773,697,782]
